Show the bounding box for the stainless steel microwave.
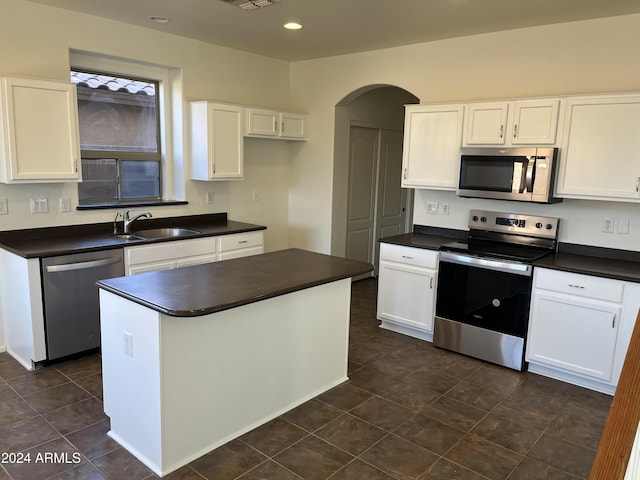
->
[457,147,562,204]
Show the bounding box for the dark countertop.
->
[534,244,640,283]
[0,213,266,258]
[379,225,467,251]
[97,248,374,317]
[381,226,640,283]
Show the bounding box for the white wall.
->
[289,14,640,252]
[0,0,293,252]
[2,2,640,254]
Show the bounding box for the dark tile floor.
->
[0,278,611,480]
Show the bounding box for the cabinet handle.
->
[568,284,585,289]
[401,255,414,259]
[636,177,639,192]
[403,168,407,180]
[612,313,617,328]
[513,124,518,138]
[500,124,504,138]
[430,277,433,289]
[274,119,278,132]
[238,240,248,244]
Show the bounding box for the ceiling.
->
[26,0,640,61]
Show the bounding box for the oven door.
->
[434,252,533,370]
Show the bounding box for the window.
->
[71,69,162,205]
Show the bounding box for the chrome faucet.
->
[123,210,152,233]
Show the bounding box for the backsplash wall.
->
[413,189,640,252]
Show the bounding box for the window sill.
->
[76,200,188,211]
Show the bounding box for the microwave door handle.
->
[518,159,529,193]
[524,157,536,192]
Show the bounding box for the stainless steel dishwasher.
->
[41,249,125,360]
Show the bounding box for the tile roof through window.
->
[70,71,155,96]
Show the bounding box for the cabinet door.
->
[190,102,243,181]
[401,104,464,189]
[245,108,278,137]
[127,260,175,275]
[527,290,621,381]
[511,99,560,145]
[175,253,218,268]
[0,77,80,183]
[556,95,640,200]
[377,260,436,333]
[279,112,307,140]
[464,102,509,145]
[218,246,264,261]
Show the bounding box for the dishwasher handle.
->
[45,257,122,273]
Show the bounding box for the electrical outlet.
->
[252,190,260,202]
[123,332,133,357]
[426,201,438,214]
[0,198,7,215]
[59,197,71,213]
[602,217,615,233]
[439,202,450,215]
[205,192,214,204]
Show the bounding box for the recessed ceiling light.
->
[149,16,169,23]
[284,22,302,30]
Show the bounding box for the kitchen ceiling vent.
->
[220,0,280,11]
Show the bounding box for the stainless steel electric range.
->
[434,209,559,371]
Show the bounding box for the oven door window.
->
[436,260,532,337]
[459,156,527,193]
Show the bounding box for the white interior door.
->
[346,126,407,276]
[374,129,407,269]
[346,127,378,268]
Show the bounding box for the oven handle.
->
[439,251,532,276]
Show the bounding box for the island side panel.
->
[99,290,164,474]
[159,278,352,474]
[0,250,46,368]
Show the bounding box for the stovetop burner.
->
[440,239,552,263]
[444,209,560,264]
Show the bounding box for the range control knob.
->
[472,215,479,222]
[546,223,554,230]
[535,222,543,229]
[480,216,487,223]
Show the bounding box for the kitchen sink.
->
[113,233,144,241]
[132,227,201,239]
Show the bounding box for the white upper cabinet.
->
[464,99,561,146]
[278,112,307,139]
[556,94,640,201]
[401,104,464,190]
[0,76,81,183]
[244,108,307,140]
[190,102,244,181]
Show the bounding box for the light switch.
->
[618,218,630,234]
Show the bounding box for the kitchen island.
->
[97,248,373,477]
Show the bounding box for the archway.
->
[331,85,419,275]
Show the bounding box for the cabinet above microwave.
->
[463,99,561,147]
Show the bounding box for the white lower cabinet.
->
[526,267,640,394]
[217,231,264,261]
[125,237,218,275]
[377,243,438,341]
[125,231,265,274]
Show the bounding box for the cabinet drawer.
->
[218,231,263,252]
[379,243,438,269]
[534,268,624,303]
[126,237,217,266]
